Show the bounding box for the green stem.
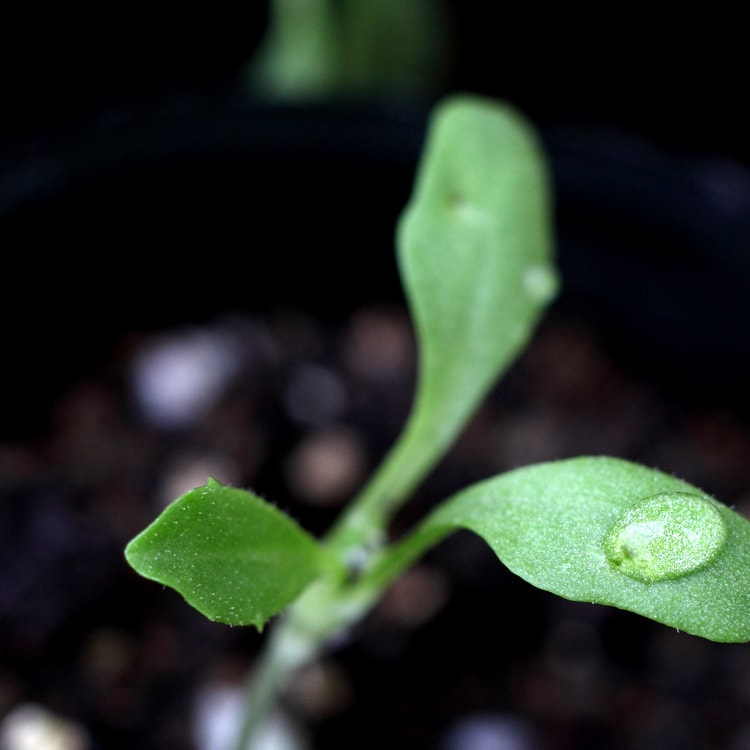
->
[360,513,454,592]
[323,396,458,556]
[234,381,476,748]
[234,614,319,750]
[233,504,456,750]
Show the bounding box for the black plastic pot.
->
[3,92,750,750]
[3,94,750,438]
[0,98,423,439]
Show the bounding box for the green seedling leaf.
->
[329,95,559,546]
[426,456,750,642]
[396,94,557,491]
[125,478,333,628]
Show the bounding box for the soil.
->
[3,297,750,750]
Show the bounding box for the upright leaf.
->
[329,95,558,543]
[397,95,557,455]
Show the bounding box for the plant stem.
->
[359,512,454,593]
[232,507,453,750]
[323,392,466,558]
[234,614,319,750]
[234,372,478,748]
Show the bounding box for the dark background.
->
[1,4,748,154]
[3,5,750,749]
[2,3,749,441]
[3,2,749,267]
[2,1,749,575]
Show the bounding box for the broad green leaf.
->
[425,456,750,642]
[125,478,333,628]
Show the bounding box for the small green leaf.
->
[428,456,750,642]
[125,478,332,628]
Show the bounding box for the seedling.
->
[125,94,750,748]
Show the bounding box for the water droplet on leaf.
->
[603,492,726,583]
